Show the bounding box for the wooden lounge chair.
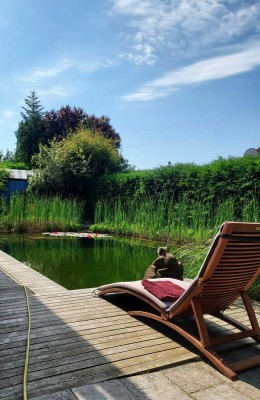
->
[96,222,260,380]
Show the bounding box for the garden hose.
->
[0,266,31,400]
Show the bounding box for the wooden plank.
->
[0,336,178,380]
[1,249,258,400]
[0,343,196,390]
[0,317,146,349]
[0,351,198,400]
[0,327,161,365]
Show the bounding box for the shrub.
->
[0,168,9,191]
[29,128,124,198]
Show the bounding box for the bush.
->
[0,168,9,191]
[28,128,124,198]
[0,161,31,170]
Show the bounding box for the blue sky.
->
[0,0,259,169]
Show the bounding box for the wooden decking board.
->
[1,331,170,371]
[0,301,126,320]
[1,323,156,350]
[0,251,199,399]
[1,250,259,400]
[1,352,198,400]
[0,318,147,350]
[1,309,127,330]
[0,319,148,346]
[0,295,105,313]
[0,341,189,388]
[0,320,147,350]
[1,346,195,399]
[27,347,196,397]
[1,337,178,381]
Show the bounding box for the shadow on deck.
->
[0,251,259,399]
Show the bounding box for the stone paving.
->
[31,360,260,400]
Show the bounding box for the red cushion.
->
[141,280,185,301]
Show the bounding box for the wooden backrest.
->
[168,222,260,315]
[198,222,260,313]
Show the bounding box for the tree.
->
[1,149,16,162]
[42,106,121,148]
[28,128,124,197]
[15,91,45,163]
[83,114,121,148]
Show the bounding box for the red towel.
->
[141,280,185,301]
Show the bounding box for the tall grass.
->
[92,195,260,244]
[92,195,260,300]
[0,193,84,232]
[174,242,260,301]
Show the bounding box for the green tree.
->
[15,91,45,163]
[28,128,124,198]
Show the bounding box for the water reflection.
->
[0,234,160,290]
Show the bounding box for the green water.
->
[0,234,161,290]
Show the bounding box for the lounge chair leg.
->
[128,310,237,380]
[191,299,210,348]
[214,292,260,344]
[241,292,260,336]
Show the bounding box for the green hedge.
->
[0,161,31,170]
[95,157,260,207]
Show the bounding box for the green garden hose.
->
[0,267,31,400]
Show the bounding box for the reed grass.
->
[0,193,84,232]
[174,242,259,301]
[92,195,260,300]
[92,195,260,243]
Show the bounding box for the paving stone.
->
[72,379,138,400]
[237,367,260,389]
[232,380,260,400]
[31,390,77,400]
[231,367,260,399]
[120,371,192,400]
[161,361,226,393]
[190,383,251,400]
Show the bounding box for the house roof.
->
[7,169,33,180]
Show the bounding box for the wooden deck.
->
[0,250,259,399]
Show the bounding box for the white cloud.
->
[112,0,260,65]
[19,58,118,83]
[77,59,118,72]
[2,110,15,118]
[112,0,153,16]
[124,41,260,101]
[37,86,68,98]
[19,59,73,83]
[120,43,156,65]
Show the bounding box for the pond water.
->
[0,234,163,290]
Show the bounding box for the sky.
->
[0,0,259,170]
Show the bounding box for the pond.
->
[0,234,163,290]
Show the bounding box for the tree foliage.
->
[0,168,9,191]
[15,91,45,163]
[0,149,16,162]
[28,128,124,197]
[15,92,122,164]
[43,106,121,148]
